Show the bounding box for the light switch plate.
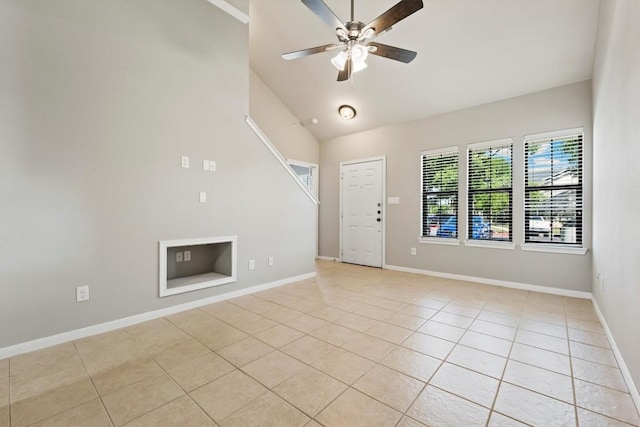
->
[199,192,207,203]
[203,160,210,171]
[181,156,190,168]
[388,197,400,205]
[184,250,191,261]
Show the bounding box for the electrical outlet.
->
[248,259,255,270]
[181,156,189,168]
[76,285,89,302]
[268,256,274,266]
[184,250,191,262]
[411,247,416,256]
[210,160,216,172]
[176,252,183,262]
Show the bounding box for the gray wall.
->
[320,81,593,291]
[592,0,640,394]
[249,70,320,165]
[0,0,316,349]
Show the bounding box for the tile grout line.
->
[485,291,526,426]
[564,296,580,426]
[71,340,116,427]
[119,326,225,427]
[394,296,493,425]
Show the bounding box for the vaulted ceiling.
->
[249,0,600,141]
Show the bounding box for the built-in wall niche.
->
[159,236,237,297]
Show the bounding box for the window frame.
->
[420,146,460,245]
[465,138,514,248]
[522,127,586,253]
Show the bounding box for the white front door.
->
[341,158,384,267]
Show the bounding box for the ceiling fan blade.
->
[282,43,343,61]
[367,42,417,63]
[337,58,351,82]
[302,0,347,32]
[361,0,423,38]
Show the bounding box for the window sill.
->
[419,237,460,246]
[520,244,588,255]
[463,240,516,250]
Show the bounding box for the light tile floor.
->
[2,261,639,426]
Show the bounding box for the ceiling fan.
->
[282,0,424,82]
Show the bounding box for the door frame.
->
[339,156,387,267]
[287,159,319,258]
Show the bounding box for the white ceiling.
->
[249,0,600,141]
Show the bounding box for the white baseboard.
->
[383,264,591,299]
[316,256,341,262]
[0,272,316,360]
[591,297,640,415]
[382,263,638,415]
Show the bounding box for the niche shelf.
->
[159,236,237,297]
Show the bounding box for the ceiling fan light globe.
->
[352,61,368,73]
[351,44,369,62]
[331,51,348,71]
[362,28,376,39]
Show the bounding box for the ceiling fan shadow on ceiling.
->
[282,0,424,82]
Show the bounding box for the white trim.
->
[522,128,586,252]
[0,272,316,360]
[520,244,588,255]
[245,116,319,206]
[287,159,320,258]
[524,126,584,142]
[418,237,460,246]
[316,256,341,262]
[466,138,513,243]
[206,0,249,24]
[467,137,513,150]
[420,147,460,242]
[591,297,640,415]
[383,264,591,299]
[159,236,237,297]
[420,146,459,157]
[464,240,516,250]
[339,156,386,268]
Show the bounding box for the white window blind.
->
[524,129,583,245]
[421,148,459,238]
[468,139,513,241]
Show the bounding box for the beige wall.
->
[0,0,316,349]
[320,81,593,291]
[249,70,320,165]
[592,0,640,395]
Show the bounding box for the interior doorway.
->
[288,159,319,258]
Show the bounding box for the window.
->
[524,129,583,246]
[421,147,459,239]
[468,139,513,242]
